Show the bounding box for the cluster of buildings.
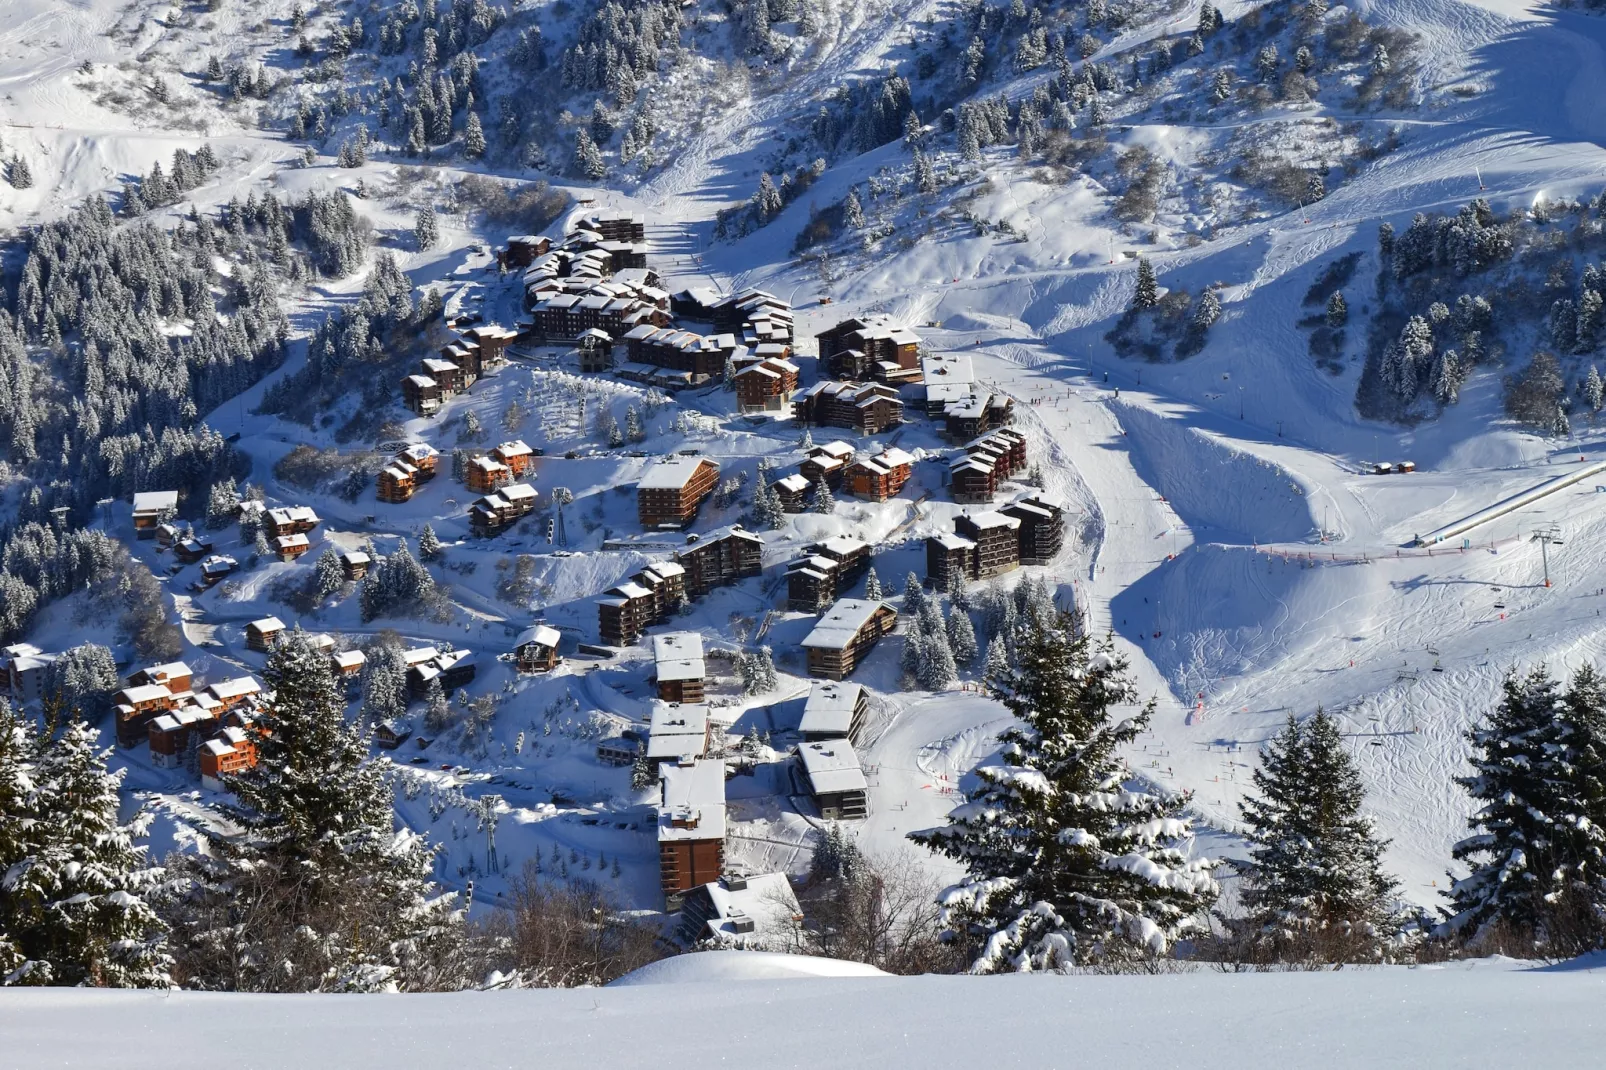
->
[817,314,922,383]
[595,527,762,646]
[403,325,517,416]
[456,440,540,536]
[917,352,1015,441]
[377,444,440,504]
[926,495,1067,588]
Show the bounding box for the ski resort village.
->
[6,0,1606,1061]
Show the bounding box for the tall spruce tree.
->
[911,618,1217,970]
[1235,710,1400,962]
[160,630,461,991]
[1447,666,1606,952]
[4,712,170,987]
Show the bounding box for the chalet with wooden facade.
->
[245,617,286,652]
[943,391,1014,442]
[595,562,688,646]
[786,536,871,612]
[1002,495,1066,564]
[491,439,536,477]
[331,650,366,693]
[403,374,442,415]
[504,234,553,267]
[174,535,214,565]
[733,357,800,414]
[200,724,258,791]
[263,506,320,539]
[800,681,869,743]
[114,682,180,747]
[407,648,477,697]
[801,599,898,680]
[515,624,562,674]
[926,511,1022,589]
[652,632,706,703]
[772,473,812,513]
[638,456,720,530]
[464,455,514,494]
[795,381,904,435]
[274,533,312,562]
[131,490,179,538]
[798,739,869,820]
[619,324,739,385]
[338,550,371,581]
[844,447,915,502]
[658,757,727,902]
[799,441,856,488]
[950,428,1028,504]
[199,555,238,586]
[674,527,763,597]
[469,482,539,536]
[817,316,922,382]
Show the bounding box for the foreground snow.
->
[5,957,1605,1068]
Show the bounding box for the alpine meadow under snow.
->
[4,0,1606,1059]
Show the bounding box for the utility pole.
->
[1532,526,1562,588]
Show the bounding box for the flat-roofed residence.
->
[647,702,713,767]
[131,490,179,538]
[676,873,804,950]
[515,625,562,674]
[800,681,869,743]
[657,757,727,901]
[637,456,720,529]
[798,738,869,820]
[801,599,897,680]
[652,632,706,703]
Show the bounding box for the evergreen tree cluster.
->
[0,700,171,987]
[358,540,438,623]
[1446,665,1606,956]
[119,146,222,218]
[0,524,123,643]
[3,197,285,515]
[738,647,779,695]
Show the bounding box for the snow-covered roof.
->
[332,650,366,671]
[206,677,261,702]
[639,456,716,491]
[247,616,285,633]
[653,632,706,683]
[799,739,868,795]
[495,439,533,458]
[403,647,441,667]
[802,600,890,651]
[141,661,192,681]
[273,534,310,550]
[800,682,864,738]
[817,535,868,559]
[657,758,727,842]
[964,511,1021,531]
[694,872,803,948]
[876,447,915,468]
[117,683,172,705]
[132,490,179,513]
[517,625,562,650]
[775,474,812,492]
[339,550,371,566]
[501,483,539,504]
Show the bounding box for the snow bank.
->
[5,960,1604,1069]
[1113,401,1316,544]
[608,950,890,985]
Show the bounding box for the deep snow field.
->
[7,951,1606,1068]
[7,0,1606,983]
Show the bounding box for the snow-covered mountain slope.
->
[7,0,1606,919]
[5,955,1604,1067]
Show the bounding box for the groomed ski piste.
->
[8,0,1606,967]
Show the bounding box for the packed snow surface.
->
[5,958,1605,1068]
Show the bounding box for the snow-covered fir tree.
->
[863,567,883,601]
[903,572,925,614]
[1234,710,1401,962]
[811,480,835,514]
[418,523,442,561]
[161,630,462,991]
[314,547,344,598]
[1446,666,1606,953]
[911,618,1218,970]
[982,634,1011,687]
[946,606,979,666]
[414,205,438,250]
[844,189,865,229]
[3,708,170,987]
[359,639,410,725]
[1326,291,1348,328]
[1131,258,1159,311]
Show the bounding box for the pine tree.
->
[1235,711,1400,962]
[1446,666,1606,953]
[844,188,865,229]
[946,606,979,665]
[798,426,815,451]
[630,750,655,791]
[359,641,409,725]
[418,523,442,561]
[414,205,438,251]
[903,571,924,614]
[1131,258,1160,311]
[911,620,1218,970]
[314,547,344,597]
[754,173,784,223]
[1585,365,1605,414]
[755,481,787,529]
[1325,291,1348,329]
[863,567,883,601]
[463,112,486,157]
[811,480,835,514]
[8,156,34,190]
[5,714,170,987]
[573,129,605,180]
[982,634,1010,687]
[162,630,461,991]
[918,620,957,690]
